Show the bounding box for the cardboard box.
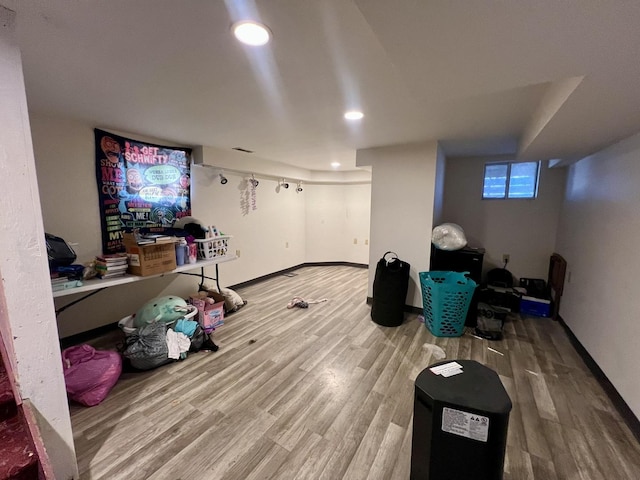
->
[520,295,551,317]
[188,291,225,333]
[123,233,177,276]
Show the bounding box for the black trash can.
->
[371,251,410,327]
[411,360,512,480]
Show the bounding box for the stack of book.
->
[51,275,83,292]
[95,253,129,279]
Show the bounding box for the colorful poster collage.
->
[95,129,192,254]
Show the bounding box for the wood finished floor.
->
[69,266,640,480]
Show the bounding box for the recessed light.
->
[233,21,271,46]
[331,162,341,168]
[344,111,364,120]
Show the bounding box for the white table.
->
[53,255,237,315]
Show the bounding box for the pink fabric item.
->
[61,345,122,407]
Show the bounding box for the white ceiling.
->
[12,0,640,171]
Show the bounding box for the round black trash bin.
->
[410,360,512,480]
[371,252,410,327]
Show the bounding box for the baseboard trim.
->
[365,296,422,315]
[228,262,368,290]
[557,315,640,443]
[60,322,120,349]
[303,262,368,269]
[228,264,306,290]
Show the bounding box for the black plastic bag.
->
[189,324,206,352]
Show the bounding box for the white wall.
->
[192,169,306,285]
[31,115,202,337]
[442,157,566,280]
[432,144,446,226]
[343,184,372,264]
[357,141,439,307]
[305,184,371,264]
[0,7,77,478]
[556,131,640,418]
[29,114,371,337]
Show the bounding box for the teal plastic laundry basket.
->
[420,271,477,337]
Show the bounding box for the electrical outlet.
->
[502,254,510,263]
[353,238,358,244]
[365,239,369,245]
[236,249,241,258]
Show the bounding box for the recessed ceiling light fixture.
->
[233,21,271,46]
[344,111,364,120]
[331,162,341,168]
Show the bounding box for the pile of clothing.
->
[119,295,218,370]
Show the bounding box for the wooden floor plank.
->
[365,423,406,480]
[69,265,640,479]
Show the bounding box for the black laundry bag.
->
[371,252,411,327]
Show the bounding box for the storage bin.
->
[420,271,477,337]
[194,236,231,260]
[519,278,547,298]
[520,295,551,317]
[118,306,197,336]
[118,315,138,336]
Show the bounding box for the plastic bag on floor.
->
[122,322,172,371]
[422,343,446,360]
[62,344,122,406]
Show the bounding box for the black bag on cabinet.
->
[371,252,411,327]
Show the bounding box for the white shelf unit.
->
[52,255,237,315]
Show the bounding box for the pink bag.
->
[61,344,122,407]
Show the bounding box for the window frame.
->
[482,161,540,200]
